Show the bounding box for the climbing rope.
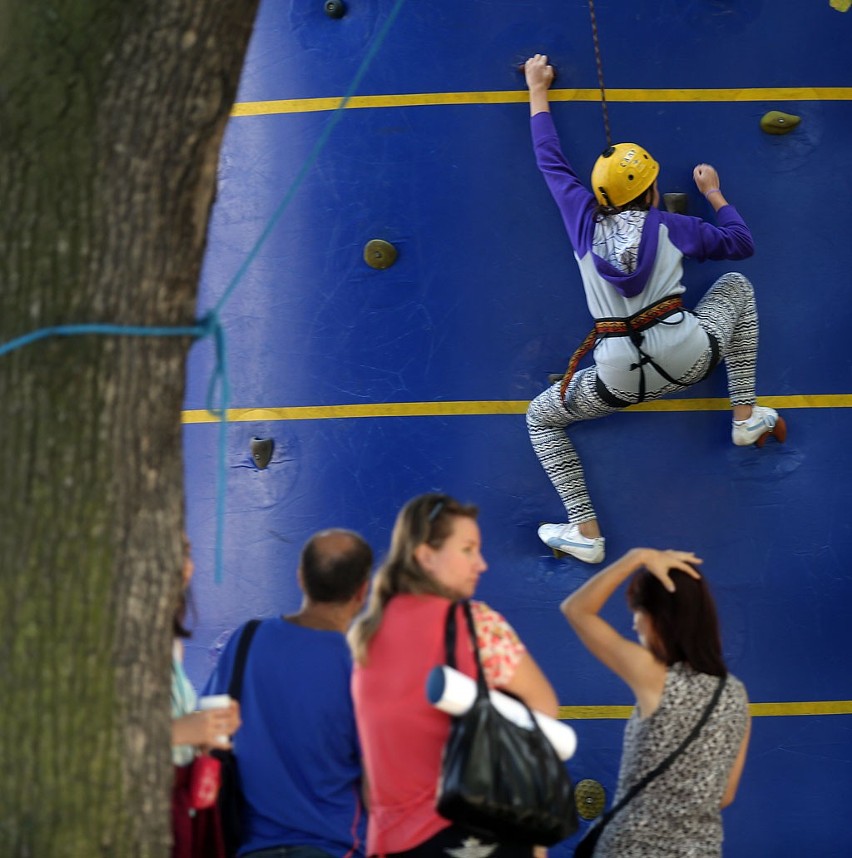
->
[587,0,613,148]
[0,320,210,360]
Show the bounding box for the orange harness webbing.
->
[558,295,684,400]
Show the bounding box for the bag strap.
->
[444,601,488,695]
[226,619,261,701]
[444,601,557,753]
[596,673,728,831]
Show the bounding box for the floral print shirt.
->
[470,599,526,688]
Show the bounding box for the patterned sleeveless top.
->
[596,662,749,858]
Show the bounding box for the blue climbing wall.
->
[183,2,852,855]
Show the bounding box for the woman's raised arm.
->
[561,548,701,709]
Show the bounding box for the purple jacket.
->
[531,111,754,300]
[530,111,754,396]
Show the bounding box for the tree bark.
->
[0,1,259,854]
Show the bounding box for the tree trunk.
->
[0,2,259,854]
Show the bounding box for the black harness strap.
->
[560,295,685,403]
[560,297,722,407]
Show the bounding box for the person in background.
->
[349,493,560,857]
[562,547,751,857]
[203,528,373,858]
[172,534,241,858]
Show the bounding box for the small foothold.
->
[760,110,801,135]
[548,372,565,385]
[663,192,689,215]
[575,779,606,819]
[324,0,346,18]
[363,239,398,270]
[250,437,274,470]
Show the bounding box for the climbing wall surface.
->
[184,2,852,855]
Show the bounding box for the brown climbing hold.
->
[575,779,607,819]
[363,239,398,270]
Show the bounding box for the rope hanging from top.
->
[587,0,612,148]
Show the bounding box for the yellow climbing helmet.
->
[591,143,659,207]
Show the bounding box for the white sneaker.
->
[732,405,787,447]
[538,523,605,564]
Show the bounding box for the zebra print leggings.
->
[526,272,760,525]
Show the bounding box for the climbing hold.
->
[250,437,274,470]
[575,779,606,820]
[830,0,851,12]
[663,193,688,215]
[363,239,398,270]
[324,0,346,18]
[760,111,801,135]
[515,60,558,82]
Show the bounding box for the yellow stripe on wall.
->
[627,394,852,413]
[559,700,852,721]
[749,700,852,717]
[232,87,852,117]
[559,705,636,721]
[182,400,530,424]
[182,394,852,424]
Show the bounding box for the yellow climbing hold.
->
[830,0,851,11]
[760,110,801,135]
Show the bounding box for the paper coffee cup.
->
[199,694,231,710]
[198,694,232,745]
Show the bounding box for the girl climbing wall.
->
[523,54,786,564]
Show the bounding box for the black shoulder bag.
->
[574,673,728,858]
[212,618,261,858]
[436,601,578,846]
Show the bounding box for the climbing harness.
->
[587,0,612,148]
[558,295,720,405]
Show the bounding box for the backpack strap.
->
[226,619,261,701]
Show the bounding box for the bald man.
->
[203,529,373,858]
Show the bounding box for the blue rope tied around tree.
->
[0,316,231,579]
[0,0,408,584]
[0,321,209,359]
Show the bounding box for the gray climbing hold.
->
[250,437,274,470]
[664,192,689,214]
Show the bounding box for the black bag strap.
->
[226,619,261,701]
[443,601,560,754]
[596,673,728,832]
[444,601,488,696]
